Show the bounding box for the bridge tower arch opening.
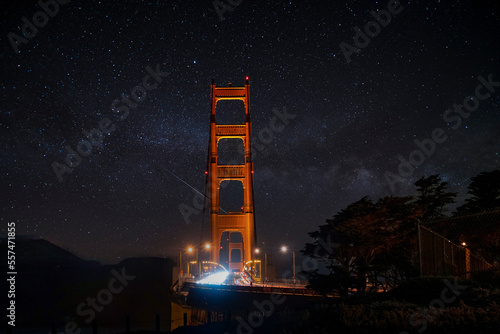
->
[208,78,255,272]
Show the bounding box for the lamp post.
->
[179,246,194,292]
[461,242,471,279]
[200,243,211,275]
[255,248,264,283]
[281,246,295,283]
[180,246,194,275]
[187,246,194,275]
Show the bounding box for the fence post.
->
[465,247,471,279]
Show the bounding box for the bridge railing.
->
[183,281,323,296]
[273,278,309,286]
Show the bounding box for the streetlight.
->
[200,243,211,274]
[253,248,263,282]
[179,246,195,292]
[179,246,194,274]
[281,245,295,282]
[186,246,195,275]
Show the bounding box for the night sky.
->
[1,0,499,264]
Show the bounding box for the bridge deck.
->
[183,282,325,297]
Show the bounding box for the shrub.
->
[471,266,500,288]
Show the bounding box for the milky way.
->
[1,0,499,264]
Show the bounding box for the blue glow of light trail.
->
[196,271,229,285]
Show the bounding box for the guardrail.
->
[183,282,327,297]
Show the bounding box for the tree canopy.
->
[302,170,499,296]
[455,169,500,215]
[302,196,422,296]
[414,174,457,221]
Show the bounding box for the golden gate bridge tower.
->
[207,77,255,273]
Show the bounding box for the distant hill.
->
[1,236,176,330]
[1,236,97,269]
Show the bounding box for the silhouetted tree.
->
[303,197,373,296]
[414,174,457,221]
[302,196,422,295]
[455,170,500,215]
[368,196,422,289]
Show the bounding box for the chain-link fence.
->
[418,210,500,278]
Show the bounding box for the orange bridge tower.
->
[208,78,255,272]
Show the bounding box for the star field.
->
[1,0,499,263]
